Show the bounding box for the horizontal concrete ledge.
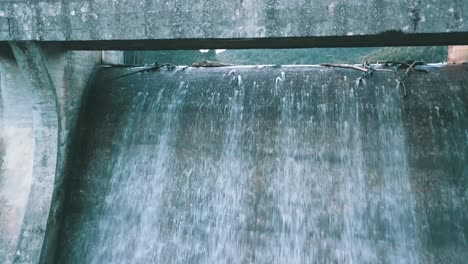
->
[1,0,467,43]
[2,32,468,51]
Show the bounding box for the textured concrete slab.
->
[0,45,101,264]
[0,0,467,47]
[0,46,34,264]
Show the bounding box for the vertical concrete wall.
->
[0,46,34,264]
[0,44,103,264]
[35,46,102,264]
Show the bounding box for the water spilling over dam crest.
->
[55,65,468,263]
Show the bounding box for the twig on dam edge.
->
[320,62,428,97]
[191,60,235,67]
[402,61,427,79]
[101,63,141,68]
[363,65,409,97]
[108,63,177,81]
[320,63,369,73]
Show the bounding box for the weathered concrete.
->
[0,0,467,47]
[0,45,34,264]
[9,41,60,264]
[39,47,101,264]
[57,65,468,263]
[0,44,102,264]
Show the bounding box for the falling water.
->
[86,80,189,263]
[58,66,468,263]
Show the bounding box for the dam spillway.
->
[56,65,468,263]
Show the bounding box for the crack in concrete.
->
[7,17,11,38]
[409,0,422,32]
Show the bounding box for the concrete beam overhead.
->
[0,0,467,48]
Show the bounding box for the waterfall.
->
[58,66,468,264]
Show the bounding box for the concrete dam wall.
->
[52,65,468,263]
[1,0,468,48]
[0,45,102,264]
[0,0,467,263]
